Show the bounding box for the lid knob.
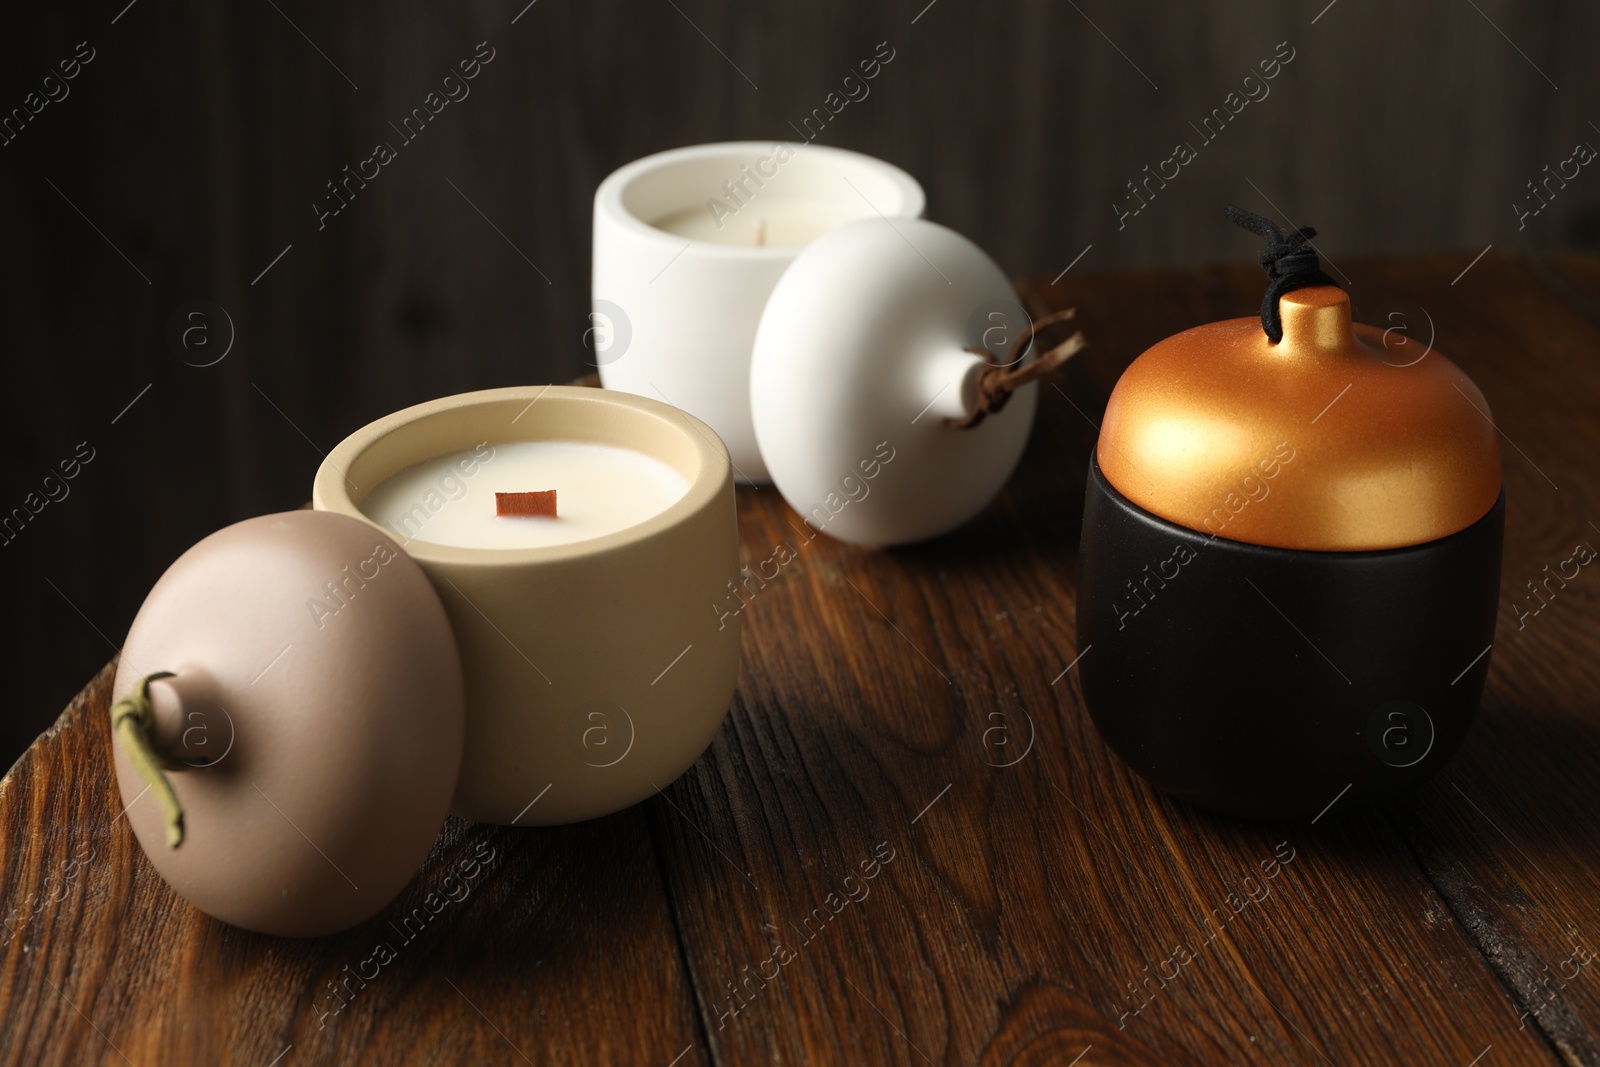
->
[1278,285,1355,353]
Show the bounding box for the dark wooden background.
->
[2,0,1597,766]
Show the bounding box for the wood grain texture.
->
[4,256,1599,1065]
[0,665,708,1066]
[1379,253,1600,1067]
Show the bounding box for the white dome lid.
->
[751,218,1059,546]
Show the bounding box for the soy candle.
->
[361,440,690,550]
[593,142,924,483]
[648,202,855,247]
[313,385,741,827]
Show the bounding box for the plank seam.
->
[1383,805,1580,1067]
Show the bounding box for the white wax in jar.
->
[362,440,690,549]
[650,201,858,247]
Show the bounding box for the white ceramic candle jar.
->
[313,386,740,825]
[592,142,925,483]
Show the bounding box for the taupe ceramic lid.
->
[110,511,465,937]
[1097,210,1502,552]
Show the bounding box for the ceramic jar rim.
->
[593,140,926,259]
[312,385,731,568]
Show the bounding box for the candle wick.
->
[496,491,558,518]
[753,218,767,247]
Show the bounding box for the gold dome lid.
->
[1096,285,1502,551]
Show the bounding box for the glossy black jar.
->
[1075,286,1504,821]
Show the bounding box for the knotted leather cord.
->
[951,307,1087,429]
[1224,204,1339,343]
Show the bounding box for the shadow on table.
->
[1392,688,1600,877]
[233,808,679,1040]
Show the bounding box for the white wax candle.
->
[362,440,690,549]
[650,201,857,247]
[595,143,925,482]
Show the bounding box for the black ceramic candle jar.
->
[1076,217,1504,822]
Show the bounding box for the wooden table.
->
[5,254,1600,1066]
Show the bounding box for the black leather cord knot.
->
[1224,204,1339,343]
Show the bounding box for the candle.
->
[314,385,742,827]
[593,142,924,483]
[648,201,857,247]
[360,440,690,550]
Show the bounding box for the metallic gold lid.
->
[1096,286,1502,551]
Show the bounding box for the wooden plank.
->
[1379,252,1600,1067]
[0,664,709,1066]
[645,261,1572,1065]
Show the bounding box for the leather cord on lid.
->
[951,307,1086,430]
[111,671,186,848]
[1224,204,1339,344]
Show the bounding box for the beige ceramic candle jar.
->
[313,385,740,825]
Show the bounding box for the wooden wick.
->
[496,491,557,518]
[950,306,1087,430]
